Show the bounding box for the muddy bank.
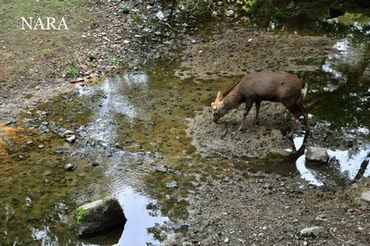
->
[175,27,334,80]
[187,105,292,158]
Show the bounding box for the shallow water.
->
[1,14,370,245]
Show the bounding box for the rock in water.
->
[76,197,126,237]
[306,147,329,164]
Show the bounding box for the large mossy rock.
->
[76,197,126,237]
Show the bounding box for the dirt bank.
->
[188,105,292,159]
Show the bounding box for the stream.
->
[0,11,369,246]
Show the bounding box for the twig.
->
[160,22,180,33]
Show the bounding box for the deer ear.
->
[216,91,222,100]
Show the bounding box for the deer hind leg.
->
[254,100,261,125]
[298,104,309,134]
[238,99,254,131]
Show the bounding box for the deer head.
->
[211,91,227,123]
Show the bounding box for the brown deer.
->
[211,72,309,137]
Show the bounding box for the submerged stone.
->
[76,197,126,237]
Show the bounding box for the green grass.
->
[66,65,80,78]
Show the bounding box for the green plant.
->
[66,64,80,78]
[119,5,130,14]
[229,0,257,13]
[75,206,87,225]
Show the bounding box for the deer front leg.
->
[238,100,254,131]
[287,117,299,138]
[254,101,261,125]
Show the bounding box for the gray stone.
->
[76,197,126,237]
[360,191,370,203]
[306,147,329,164]
[166,180,178,189]
[299,226,324,237]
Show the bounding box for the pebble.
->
[165,180,178,189]
[61,130,74,137]
[64,163,76,171]
[38,144,44,149]
[92,161,100,167]
[65,135,76,143]
[226,10,234,17]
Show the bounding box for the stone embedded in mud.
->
[165,180,178,189]
[64,163,76,171]
[306,147,329,164]
[76,197,126,238]
[360,191,370,203]
[299,226,325,237]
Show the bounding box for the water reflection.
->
[115,187,169,245]
[74,71,168,245]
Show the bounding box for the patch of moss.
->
[119,5,131,14]
[76,206,87,226]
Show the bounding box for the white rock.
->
[360,191,370,203]
[299,226,324,237]
[65,135,76,143]
[226,10,234,17]
[306,147,329,163]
